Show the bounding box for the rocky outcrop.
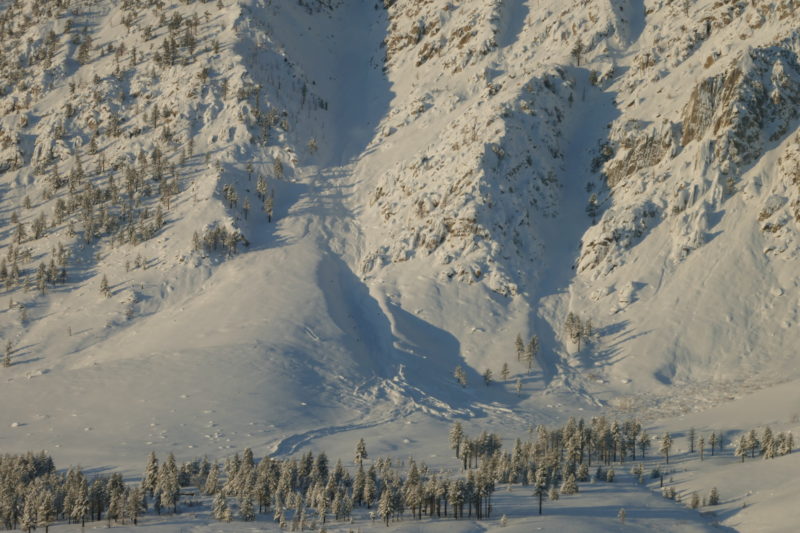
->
[681,43,800,172]
[604,119,681,188]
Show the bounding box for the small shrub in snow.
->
[707,487,720,506]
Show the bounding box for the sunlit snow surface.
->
[0,0,798,530]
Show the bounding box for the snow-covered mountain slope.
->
[0,0,798,502]
[353,0,800,402]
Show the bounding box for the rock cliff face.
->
[680,43,800,171]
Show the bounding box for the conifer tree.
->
[239,494,255,521]
[761,427,774,456]
[735,434,748,463]
[638,431,650,460]
[212,492,228,521]
[524,335,539,372]
[143,452,159,496]
[353,465,366,507]
[577,463,590,482]
[378,487,393,525]
[449,422,465,459]
[72,478,89,527]
[77,35,93,65]
[660,432,672,464]
[534,465,547,515]
[363,475,376,508]
[264,194,274,222]
[560,473,578,495]
[100,274,111,298]
[764,437,777,459]
[126,486,143,525]
[20,493,35,533]
[746,430,759,458]
[355,438,368,466]
[37,491,53,533]
[157,453,179,513]
[203,463,219,495]
[454,365,467,387]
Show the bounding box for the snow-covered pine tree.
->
[77,34,94,65]
[355,438,368,466]
[761,427,774,456]
[449,422,465,459]
[707,487,720,506]
[515,333,524,362]
[660,432,672,464]
[560,473,578,495]
[524,335,539,372]
[363,475,376,508]
[689,492,700,509]
[20,492,36,533]
[637,431,650,460]
[746,429,759,458]
[239,493,255,521]
[483,368,493,386]
[534,464,547,515]
[100,274,111,298]
[157,453,180,513]
[777,432,794,455]
[36,491,53,533]
[454,365,467,387]
[143,452,159,495]
[126,486,143,525]
[501,362,510,381]
[203,463,219,495]
[317,493,329,525]
[565,312,582,348]
[577,463,590,482]
[107,473,125,525]
[264,194,274,222]
[212,492,228,521]
[764,436,777,460]
[72,478,89,527]
[153,489,162,515]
